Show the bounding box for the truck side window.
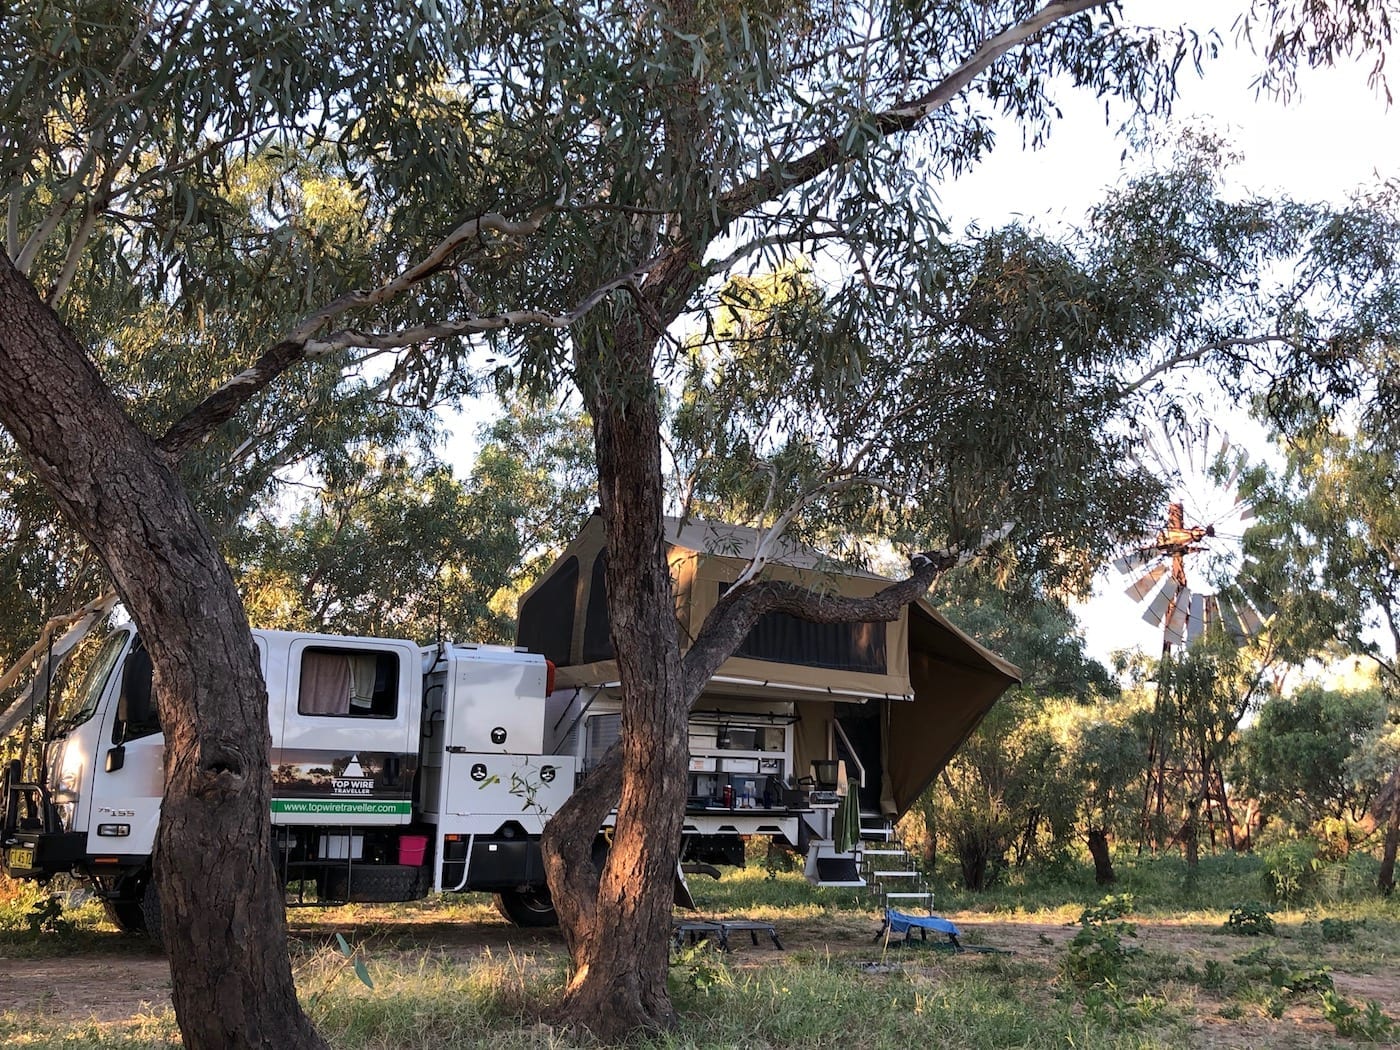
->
[298,647,399,718]
[112,642,160,743]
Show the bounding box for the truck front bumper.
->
[1,831,87,880]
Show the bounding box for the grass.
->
[1,853,1398,1048]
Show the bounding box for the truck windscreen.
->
[47,630,125,735]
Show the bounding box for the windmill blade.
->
[1186,592,1206,643]
[1202,594,1222,634]
[1157,423,1189,490]
[1123,561,1169,601]
[1111,542,1160,575]
[1232,599,1266,638]
[1218,599,1245,641]
[1142,581,1176,629]
[1164,584,1192,646]
[1220,449,1244,495]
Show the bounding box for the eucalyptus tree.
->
[3,0,1399,1045]
[1063,710,1151,883]
[235,403,595,640]
[1243,424,1400,889]
[1233,683,1387,837]
[1152,636,1272,864]
[2,5,568,1046]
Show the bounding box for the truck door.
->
[272,637,419,827]
[85,637,164,861]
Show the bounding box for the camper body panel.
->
[265,632,423,828]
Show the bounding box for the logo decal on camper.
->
[332,754,375,796]
[270,748,416,802]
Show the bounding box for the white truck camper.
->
[1,626,577,929]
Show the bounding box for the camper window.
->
[298,647,399,718]
[584,713,621,770]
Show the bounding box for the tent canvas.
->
[516,513,1020,816]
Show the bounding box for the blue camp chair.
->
[874,907,962,949]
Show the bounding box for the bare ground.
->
[2,908,1397,1046]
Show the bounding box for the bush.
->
[1223,901,1276,936]
[1063,893,1138,986]
[1320,990,1397,1042]
[1262,843,1316,904]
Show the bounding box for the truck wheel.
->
[494,887,558,927]
[140,880,165,951]
[323,864,423,903]
[101,896,146,934]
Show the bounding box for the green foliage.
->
[23,894,74,937]
[304,932,375,1013]
[910,575,1127,890]
[1233,684,1387,831]
[1077,893,1135,926]
[1222,901,1276,937]
[669,942,732,994]
[1262,843,1315,904]
[1320,990,1398,1042]
[1242,425,1400,684]
[1063,896,1138,987]
[1317,916,1364,943]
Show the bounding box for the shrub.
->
[1063,893,1138,986]
[1262,843,1315,904]
[1223,901,1276,936]
[1078,892,1134,926]
[1320,990,1397,1042]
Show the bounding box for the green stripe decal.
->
[271,799,412,816]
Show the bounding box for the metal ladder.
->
[860,816,934,912]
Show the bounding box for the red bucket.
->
[398,834,429,866]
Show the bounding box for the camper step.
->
[883,892,935,904]
[861,848,907,858]
[872,870,921,879]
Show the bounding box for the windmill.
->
[1112,421,1270,651]
[1110,419,1272,855]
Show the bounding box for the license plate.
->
[4,846,34,871]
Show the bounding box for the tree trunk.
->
[1379,770,1400,896]
[0,252,326,1050]
[1087,827,1115,885]
[1181,796,1200,869]
[545,317,689,1038]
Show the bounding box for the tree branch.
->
[682,546,963,700]
[1116,334,1301,397]
[157,215,654,458]
[0,592,118,736]
[719,0,1110,220]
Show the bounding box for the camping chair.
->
[874,906,962,949]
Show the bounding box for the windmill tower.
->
[1110,421,1271,853]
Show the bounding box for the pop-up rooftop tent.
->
[516,513,1020,817]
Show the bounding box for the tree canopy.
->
[5,0,1400,1045]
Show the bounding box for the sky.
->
[937,1,1400,230]
[925,3,1399,663]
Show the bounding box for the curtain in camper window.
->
[300,648,395,716]
[348,655,378,710]
[299,650,354,715]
